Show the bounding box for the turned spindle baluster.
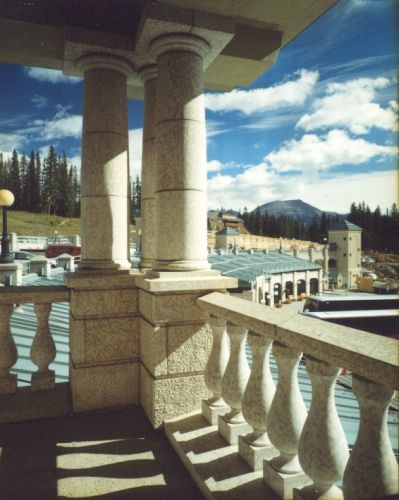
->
[298,357,349,499]
[343,376,398,500]
[0,304,17,394]
[204,316,229,407]
[267,342,307,474]
[30,303,56,390]
[221,323,250,424]
[242,331,275,446]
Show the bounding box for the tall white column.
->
[78,54,133,271]
[150,33,210,272]
[139,65,157,270]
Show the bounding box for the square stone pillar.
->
[65,272,140,412]
[136,271,236,428]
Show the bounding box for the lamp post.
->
[0,189,14,263]
[54,230,58,243]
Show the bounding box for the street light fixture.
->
[0,189,15,263]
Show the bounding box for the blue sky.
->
[0,0,397,214]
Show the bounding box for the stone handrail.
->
[0,285,70,395]
[197,292,398,500]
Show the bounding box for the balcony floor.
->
[0,405,203,500]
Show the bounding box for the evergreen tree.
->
[9,149,22,208]
[42,145,58,214]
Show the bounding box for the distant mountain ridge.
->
[252,199,345,225]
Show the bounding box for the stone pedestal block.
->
[218,413,251,445]
[71,361,139,412]
[201,398,229,426]
[66,272,139,413]
[30,257,52,276]
[136,272,237,428]
[0,374,17,395]
[239,435,279,471]
[31,371,55,391]
[0,262,22,285]
[263,460,312,499]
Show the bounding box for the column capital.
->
[138,64,157,83]
[150,33,210,60]
[77,53,134,76]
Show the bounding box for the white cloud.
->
[35,114,82,141]
[32,94,48,108]
[297,77,398,134]
[128,128,143,178]
[265,130,397,175]
[207,160,222,172]
[24,67,81,84]
[205,70,319,115]
[0,132,25,152]
[291,170,399,213]
[207,162,398,214]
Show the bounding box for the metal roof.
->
[215,227,240,235]
[8,268,398,456]
[209,251,321,287]
[329,220,363,231]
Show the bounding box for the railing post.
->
[218,323,251,444]
[0,304,17,394]
[296,357,349,499]
[343,376,399,500]
[202,315,230,425]
[30,303,56,390]
[239,331,278,470]
[263,342,311,498]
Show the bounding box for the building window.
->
[350,253,352,256]
[343,237,346,241]
[343,253,346,257]
[350,237,352,240]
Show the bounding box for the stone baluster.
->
[239,331,278,470]
[242,332,275,447]
[218,323,251,444]
[202,316,229,424]
[0,304,17,394]
[264,342,311,498]
[30,303,56,390]
[343,376,398,500]
[297,357,349,499]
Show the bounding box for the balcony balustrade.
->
[0,286,69,397]
[163,291,398,499]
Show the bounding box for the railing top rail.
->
[197,292,399,390]
[0,285,69,304]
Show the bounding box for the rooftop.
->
[328,220,363,232]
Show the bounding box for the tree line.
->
[0,147,143,222]
[347,202,399,253]
[240,203,399,252]
[240,208,341,243]
[0,147,80,217]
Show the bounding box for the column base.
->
[201,398,230,426]
[151,259,211,272]
[238,435,279,471]
[218,413,252,445]
[78,259,132,271]
[31,371,55,391]
[263,459,312,499]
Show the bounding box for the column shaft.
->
[140,65,157,270]
[79,54,132,271]
[151,34,210,271]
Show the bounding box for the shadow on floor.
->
[0,406,203,499]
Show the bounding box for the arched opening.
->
[273,283,282,304]
[310,278,319,294]
[297,279,306,295]
[328,258,337,268]
[285,281,293,299]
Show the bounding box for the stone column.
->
[150,33,210,272]
[78,53,133,271]
[139,65,157,270]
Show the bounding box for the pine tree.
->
[9,149,22,208]
[42,145,58,214]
